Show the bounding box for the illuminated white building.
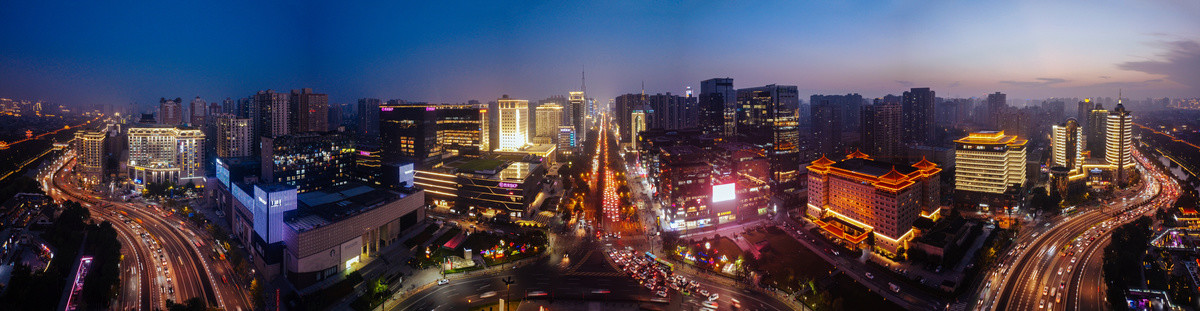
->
[74,129,107,187]
[1106,103,1134,186]
[497,96,528,151]
[535,103,562,139]
[214,113,252,158]
[953,131,1026,213]
[1051,118,1086,179]
[127,126,205,185]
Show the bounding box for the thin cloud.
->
[1099,76,1111,79]
[895,80,914,87]
[1084,78,1165,89]
[999,77,1069,87]
[1117,40,1200,94]
[947,81,961,88]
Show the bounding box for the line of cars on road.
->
[610,249,720,303]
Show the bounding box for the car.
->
[591,289,610,294]
[702,300,718,308]
[865,272,874,279]
[889,283,900,293]
[437,278,450,285]
[699,289,709,296]
[527,291,549,297]
[709,293,719,301]
[656,290,667,297]
[480,291,497,298]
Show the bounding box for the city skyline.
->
[2,1,1199,109]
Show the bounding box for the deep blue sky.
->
[2,1,1198,109]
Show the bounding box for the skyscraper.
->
[569,91,585,141]
[736,84,800,191]
[357,98,382,138]
[861,100,902,159]
[437,104,486,156]
[902,88,936,146]
[289,88,329,133]
[614,93,642,142]
[498,96,529,151]
[1086,102,1108,157]
[700,78,735,136]
[809,98,842,157]
[189,96,207,126]
[953,131,1026,211]
[380,103,441,168]
[254,90,290,139]
[630,110,647,143]
[1106,103,1133,186]
[535,103,563,140]
[986,92,1006,128]
[1050,118,1085,178]
[214,114,253,158]
[158,97,183,125]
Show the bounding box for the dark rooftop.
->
[286,183,417,232]
[830,158,918,177]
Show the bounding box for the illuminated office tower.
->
[736,84,800,192]
[569,91,585,141]
[700,78,735,136]
[127,126,205,185]
[437,104,486,156]
[1050,118,1085,179]
[498,96,529,151]
[953,131,1026,211]
[806,151,940,257]
[260,132,355,192]
[557,126,576,156]
[535,103,563,139]
[1106,103,1133,186]
[630,110,647,143]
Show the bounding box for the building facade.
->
[806,152,941,257]
[1106,103,1134,186]
[127,126,205,185]
[736,84,801,192]
[289,88,329,133]
[215,114,253,158]
[74,130,107,187]
[1050,118,1086,179]
[953,131,1027,213]
[535,103,562,140]
[158,98,183,125]
[260,132,356,193]
[498,96,529,151]
[902,88,936,147]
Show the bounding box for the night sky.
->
[1,1,1198,109]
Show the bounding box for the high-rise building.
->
[1050,118,1085,179]
[535,103,563,140]
[209,99,223,117]
[357,98,382,138]
[498,96,529,151]
[986,92,1007,128]
[437,104,486,156]
[74,129,107,187]
[254,90,290,139]
[189,96,207,126]
[1106,103,1134,186]
[806,152,941,257]
[953,131,1027,212]
[861,100,902,159]
[158,98,183,125]
[658,146,712,230]
[1086,101,1108,157]
[127,126,205,185]
[557,126,576,156]
[289,88,329,133]
[736,85,800,191]
[700,78,736,136]
[214,114,253,158]
[630,110,647,144]
[569,91,585,142]
[260,131,355,193]
[810,94,863,157]
[380,103,441,168]
[222,98,235,115]
[614,93,642,142]
[902,88,936,146]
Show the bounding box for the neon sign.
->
[498,182,518,188]
[380,107,393,111]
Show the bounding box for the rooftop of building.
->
[828,157,919,177]
[954,130,1027,145]
[285,183,419,232]
[427,155,544,181]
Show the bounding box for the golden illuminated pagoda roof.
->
[845,149,871,160]
[812,154,836,167]
[912,157,938,171]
